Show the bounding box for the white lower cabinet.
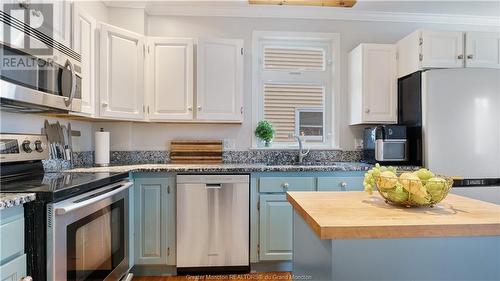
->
[146,38,194,121]
[99,23,145,120]
[133,174,176,266]
[196,38,244,122]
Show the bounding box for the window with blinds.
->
[254,32,336,147]
[263,47,325,71]
[264,84,324,142]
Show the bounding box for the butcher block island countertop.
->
[287,191,500,240]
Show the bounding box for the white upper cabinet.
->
[72,6,96,116]
[146,38,194,121]
[397,30,500,77]
[99,23,145,120]
[397,30,464,77]
[420,30,464,69]
[465,31,500,69]
[349,44,397,125]
[196,38,244,122]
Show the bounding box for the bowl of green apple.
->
[364,164,454,208]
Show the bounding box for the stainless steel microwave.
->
[0,10,82,112]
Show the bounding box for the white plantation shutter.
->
[255,33,336,147]
[263,47,325,70]
[264,84,324,142]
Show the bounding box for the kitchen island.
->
[287,192,500,281]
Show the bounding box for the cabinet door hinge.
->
[419,37,423,46]
[419,53,423,61]
[257,201,260,211]
[142,105,145,113]
[147,106,150,114]
[240,106,243,114]
[167,185,170,194]
[257,244,260,255]
[167,247,170,256]
[241,48,244,55]
[148,45,150,54]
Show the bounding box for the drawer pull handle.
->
[282,182,289,189]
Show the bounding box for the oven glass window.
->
[66,200,124,281]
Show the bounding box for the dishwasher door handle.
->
[206,183,222,189]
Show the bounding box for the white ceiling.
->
[353,1,500,17]
[103,0,500,17]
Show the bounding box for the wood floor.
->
[134,272,292,281]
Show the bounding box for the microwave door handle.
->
[54,181,132,215]
[64,59,76,107]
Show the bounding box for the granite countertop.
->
[0,193,36,210]
[66,162,420,173]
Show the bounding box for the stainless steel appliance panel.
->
[47,181,131,281]
[177,175,249,268]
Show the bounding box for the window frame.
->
[295,107,325,142]
[251,31,341,149]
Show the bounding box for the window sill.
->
[249,145,343,151]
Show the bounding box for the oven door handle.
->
[55,181,132,215]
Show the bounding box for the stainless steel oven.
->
[47,181,132,281]
[0,11,82,112]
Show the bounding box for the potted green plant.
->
[255,120,275,147]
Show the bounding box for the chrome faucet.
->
[295,135,310,164]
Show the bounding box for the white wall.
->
[3,4,498,152]
[95,15,497,151]
[107,7,146,34]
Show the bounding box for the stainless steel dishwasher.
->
[176,174,250,274]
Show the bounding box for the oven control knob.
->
[35,140,44,153]
[22,140,33,153]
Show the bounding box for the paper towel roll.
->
[95,129,110,167]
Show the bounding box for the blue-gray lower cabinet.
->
[259,194,293,261]
[133,173,176,266]
[253,171,365,262]
[317,176,364,191]
[0,205,29,280]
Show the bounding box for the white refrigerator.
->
[422,68,500,179]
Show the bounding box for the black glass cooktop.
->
[0,171,129,202]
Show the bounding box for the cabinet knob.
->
[467,54,474,60]
[457,54,464,59]
[188,106,193,111]
[364,108,370,114]
[197,106,202,111]
[340,182,347,191]
[282,182,289,189]
[102,101,108,107]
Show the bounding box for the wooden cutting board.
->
[170,140,223,164]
